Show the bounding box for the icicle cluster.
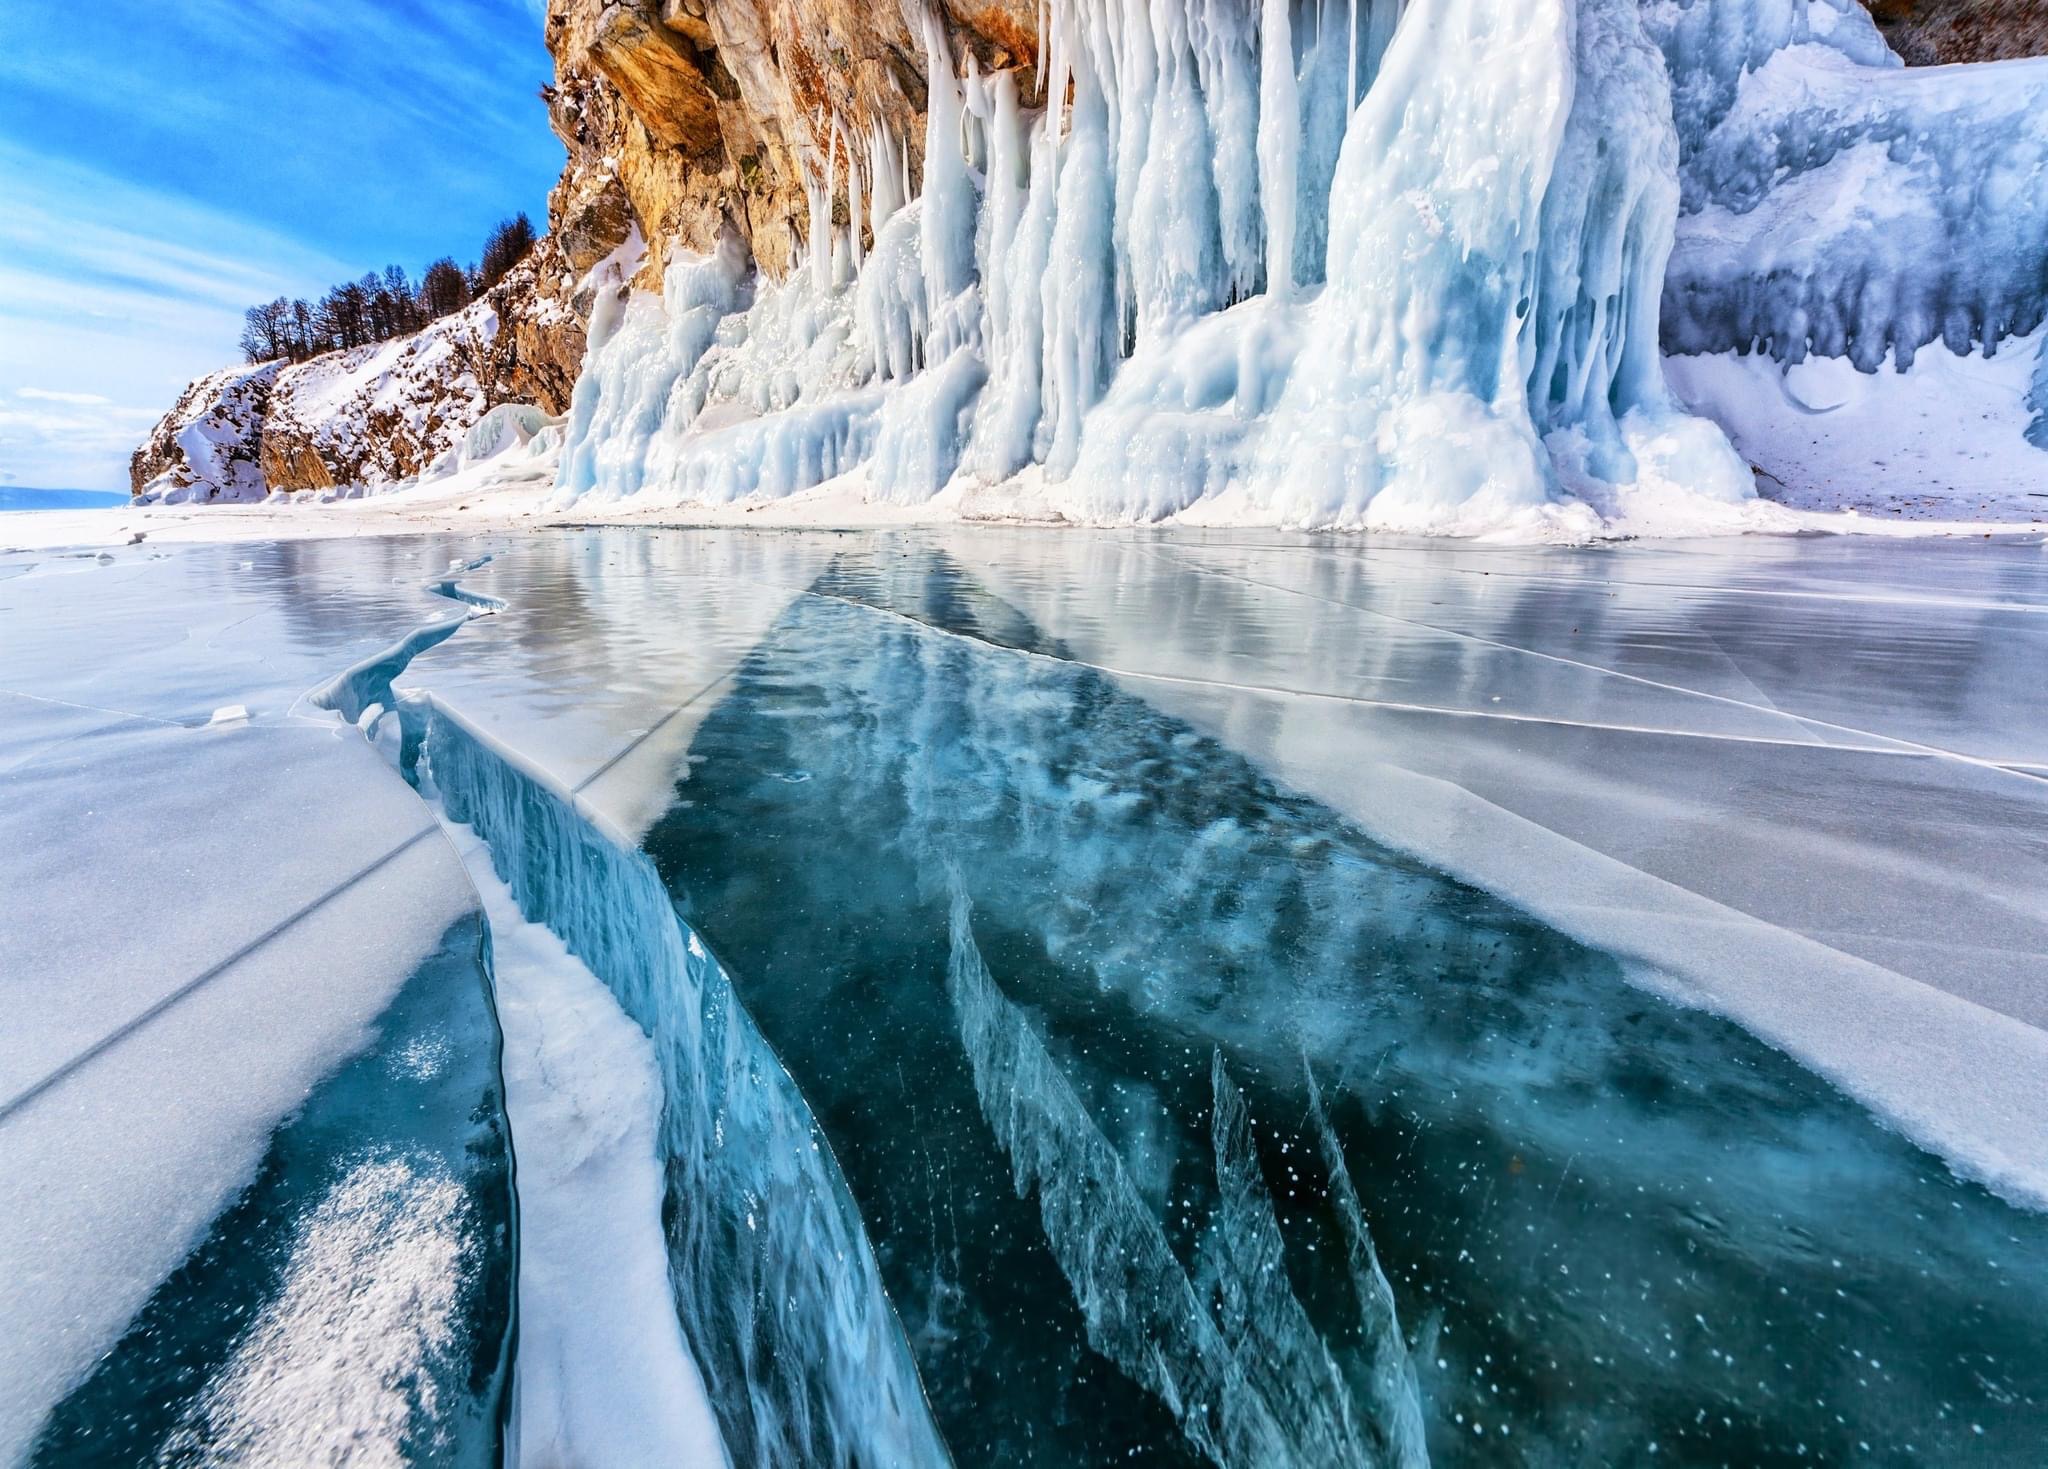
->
[557,0,1766,528]
[1649,0,2048,371]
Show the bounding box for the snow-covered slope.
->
[132,244,590,503]
[1667,326,2048,517]
[257,302,500,493]
[129,362,280,504]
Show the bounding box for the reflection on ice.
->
[5,527,2046,1467]
[648,540,2048,1463]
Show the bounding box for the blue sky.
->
[0,0,565,489]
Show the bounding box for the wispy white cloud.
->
[0,146,353,489]
[17,388,112,405]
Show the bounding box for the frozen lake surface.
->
[3,528,2044,1464]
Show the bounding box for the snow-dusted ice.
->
[0,543,515,1464]
[4,525,2046,1465]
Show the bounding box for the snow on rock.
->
[257,302,501,492]
[129,362,280,504]
[132,241,590,503]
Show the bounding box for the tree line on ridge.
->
[238,213,538,365]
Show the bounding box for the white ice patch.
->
[446,823,727,1469]
[1667,329,2048,521]
[157,1156,470,1468]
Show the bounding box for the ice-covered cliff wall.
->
[1642,0,2048,511]
[137,0,2048,521]
[547,0,2048,530]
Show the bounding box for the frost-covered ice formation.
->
[1656,0,2047,369]
[1650,0,2048,504]
[554,0,2046,532]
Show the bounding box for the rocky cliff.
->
[537,0,2047,285]
[129,362,280,503]
[1866,0,2048,64]
[131,238,595,498]
[539,0,1038,285]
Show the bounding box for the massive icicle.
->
[552,0,2045,530]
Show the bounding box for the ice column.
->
[1241,0,1579,524]
[2028,334,2048,451]
[918,5,978,345]
[1525,0,1748,500]
[1257,0,1299,299]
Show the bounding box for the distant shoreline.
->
[0,487,127,512]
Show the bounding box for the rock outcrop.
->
[540,0,1039,284]
[132,242,594,499]
[130,362,279,502]
[1866,0,2048,65]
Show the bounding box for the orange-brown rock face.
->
[540,0,1042,287]
[1864,0,2048,65]
[482,237,588,417]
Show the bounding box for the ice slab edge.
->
[449,822,727,1469]
[416,694,952,1469]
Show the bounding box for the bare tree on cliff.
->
[238,298,292,363]
[381,265,420,334]
[290,299,318,360]
[476,212,537,293]
[420,258,471,319]
[319,281,373,351]
[237,210,534,364]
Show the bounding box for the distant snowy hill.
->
[131,243,587,503]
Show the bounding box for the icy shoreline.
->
[8,442,2045,558]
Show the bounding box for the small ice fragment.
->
[207,705,250,726]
